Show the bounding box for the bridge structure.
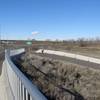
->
[0,49,47,100]
[0,49,100,100]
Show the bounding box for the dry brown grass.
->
[30,41,100,58]
[16,52,100,100]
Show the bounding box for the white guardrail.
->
[36,49,100,64]
[4,48,47,100]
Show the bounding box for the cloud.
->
[32,31,39,35]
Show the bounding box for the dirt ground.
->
[2,40,100,100]
[10,41,100,100]
[30,41,100,58]
[12,50,100,100]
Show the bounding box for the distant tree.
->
[77,38,87,47]
[32,39,36,41]
[45,39,51,42]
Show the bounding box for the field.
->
[1,40,100,58]
[12,50,100,100]
[7,40,100,100]
[1,40,100,100]
[31,40,100,58]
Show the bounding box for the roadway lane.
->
[35,53,100,69]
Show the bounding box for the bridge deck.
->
[0,64,8,100]
[0,60,8,100]
[0,52,11,100]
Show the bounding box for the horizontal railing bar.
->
[5,49,47,100]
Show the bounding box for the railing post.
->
[19,81,22,100]
[22,85,25,100]
[17,77,20,100]
[26,90,28,100]
[30,96,33,100]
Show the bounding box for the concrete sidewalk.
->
[0,62,8,100]
[0,61,14,100]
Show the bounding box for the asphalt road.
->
[35,53,100,70]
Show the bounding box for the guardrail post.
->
[19,80,22,100]
[26,90,28,100]
[17,77,20,100]
[30,96,33,100]
[16,75,18,100]
[22,85,25,100]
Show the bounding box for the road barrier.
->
[4,48,47,100]
[36,49,100,64]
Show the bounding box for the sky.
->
[0,0,100,40]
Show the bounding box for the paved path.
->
[35,53,100,69]
[0,52,9,100]
[0,62,8,100]
[0,52,7,100]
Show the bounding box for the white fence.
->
[36,49,100,64]
[4,49,47,100]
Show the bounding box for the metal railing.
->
[4,49,47,100]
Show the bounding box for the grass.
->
[15,52,100,100]
[30,41,100,58]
